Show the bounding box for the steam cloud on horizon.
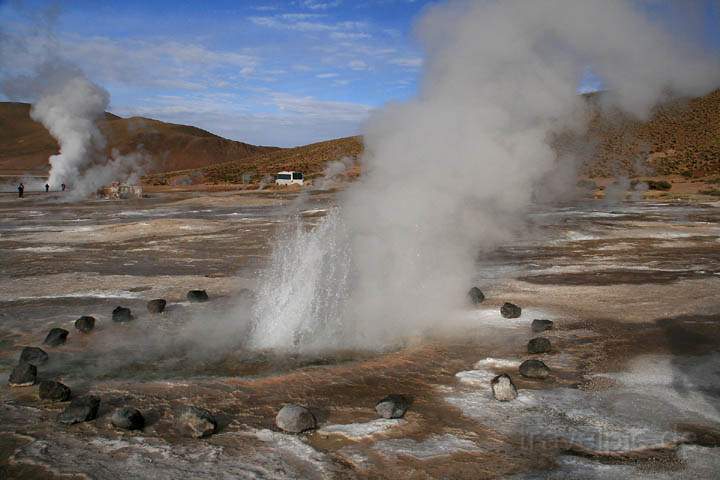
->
[249,0,720,351]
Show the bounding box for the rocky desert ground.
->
[1,189,719,479]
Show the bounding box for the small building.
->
[275,171,304,186]
[97,182,143,200]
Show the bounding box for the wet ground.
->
[0,191,719,479]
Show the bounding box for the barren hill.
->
[3,88,719,184]
[0,102,278,176]
[149,136,363,185]
[161,89,720,185]
[564,89,720,177]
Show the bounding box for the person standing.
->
[61,183,66,192]
[45,183,50,192]
[18,183,24,198]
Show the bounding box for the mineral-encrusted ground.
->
[1,191,719,479]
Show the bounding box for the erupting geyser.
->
[251,209,351,350]
[250,0,720,352]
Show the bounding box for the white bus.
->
[275,171,304,186]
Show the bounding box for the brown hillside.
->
[148,136,363,185]
[564,89,720,177]
[0,102,278,176]
[164,89,720,185]
[3,88,719,183]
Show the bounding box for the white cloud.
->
[270,91,371,121]
[250,15,336,32]
[302,0,342,10]
[75,38,258,88]
[116,91,372,147]
[348,59,369,70]
[337,21,368,30]
[330,31,371,40]
[249,13,367,34]
[316,72,340,78]
[388,57,423,68]
[279,13,326,20]
[0,27,260,92]
[316,43,397,68]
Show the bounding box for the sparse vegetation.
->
[629,179,671,190]
[558,89,720,178]
[148,136,363,185]
[147,175,168,186]
[646,180,672,191]
[699,188,720,196]
[577,179,597,190]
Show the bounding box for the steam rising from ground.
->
[314,156,356,190]
[0,10,147,200]
[250,0,720,351]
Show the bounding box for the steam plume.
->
[314,156,356,190]
[250,0,720,351]
[0,10,147,200]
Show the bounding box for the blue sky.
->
[1,0,435,146]
[1,0,719,146]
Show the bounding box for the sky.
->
[1,0,719,147]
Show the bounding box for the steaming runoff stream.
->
[249,0,720,351]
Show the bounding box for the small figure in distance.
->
[45,183,50,192]
[18,183,24,198]
[61,183,66,191]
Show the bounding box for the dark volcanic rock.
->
[112,306,134,323]
[58,395,100,424]
[146,299,167,314]
[187,290,209,303]
[75,316,96,333]
[500,302,522,319]
[375,394,412,419]
[19,346,48,366]
[531,319,554,333]
[528,337,552,354]
[8,363,37,387]
[519,359,551,379]
[467,287,485,305]
[39,380,71,401]
[111,407,145,430]
[177,406,217,438]
[491,374,518,401]
[275,404,317,433]
[44,328,69,347]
